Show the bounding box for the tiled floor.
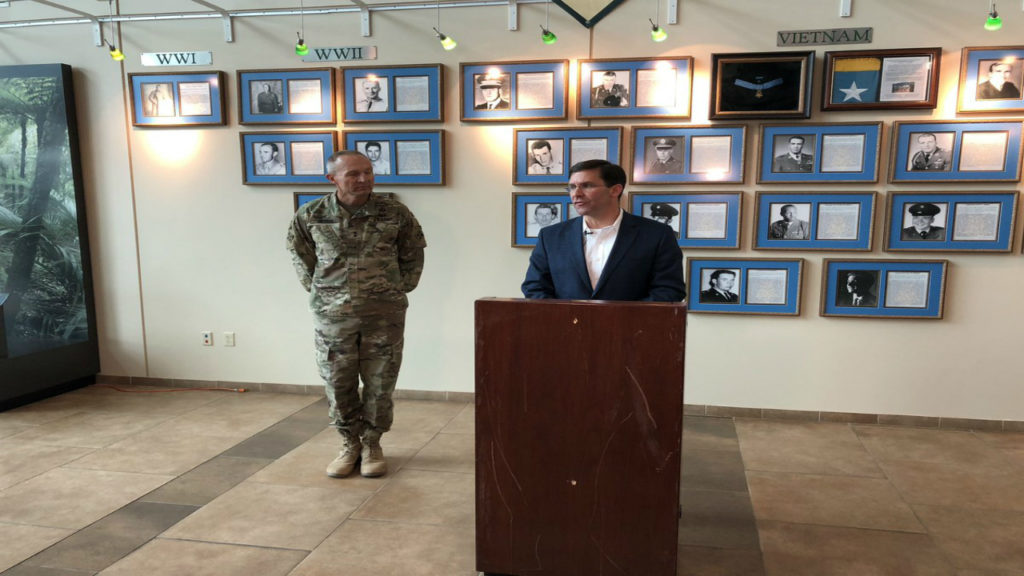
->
[1,385,1023,575]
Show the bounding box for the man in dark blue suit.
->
[522,160,685,301]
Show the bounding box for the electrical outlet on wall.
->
[224,332,235,347]
[201,331,213,346]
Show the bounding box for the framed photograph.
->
[687,258,804,315]
[240,131,336,185]
[958,46,1024,113]
[629,192,742,249]
[890,120,1023,183]
[293,192,329,211]
[753,192,876,251]
[577,57,693,119]
[822,47,941,111]
[820,259,948,319]
[128,71,226,127]
[341,64,444,122]
[757,122,882,183]
[630,125,746,184]
[512,192,572,247]
[341,130,445,185]
[237,68,335,125]
[460,60,568,121]
[884,191,1018,252]
[710,51,814,119]
[513,127,622,185]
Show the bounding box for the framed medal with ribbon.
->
[710,51,814,120]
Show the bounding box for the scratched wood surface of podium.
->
[475,298,686,576]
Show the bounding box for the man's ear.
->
[610,184,624,200]
[325,173,336,184]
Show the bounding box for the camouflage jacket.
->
[286,192,426,317]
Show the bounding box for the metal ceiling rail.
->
[0,0,542,29]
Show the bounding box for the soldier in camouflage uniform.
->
[286,151,426,478]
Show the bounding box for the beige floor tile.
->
[57,385,227,416]
[972,430,1024,450]
[161,481,372,550]
[0,420,34,440]
[289,519,476,576]
[0,393,89,426]
[153,392,319,438]
[747,471,924,533]
[62,428,242,476]
[678,546,764,576]
[98,538,307,576]
[351,469,474,527]
[0,468,172,530]
[9,411,167,449]
[736,420,883,477]
[0,522,74,572]
[440,403,474,435]
[683,417,741,452]
[759,520,956,575]
[880,460,1024,512]
[914,505,1024,573]
[855,426,1015,470]
[388,401,468,435]
[405,432,474,474]
[247,436,420,490]
[0,440,94,491]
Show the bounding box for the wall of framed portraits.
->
[3,0,1024,422]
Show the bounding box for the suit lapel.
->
[592,212,637,296]
[565,220,590,290]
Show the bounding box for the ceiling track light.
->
[433,0,456,50]
[540,0,556,45]
[649,18,667,42]
[105,0,123,61]
[295,0,309,55]
[985,1,1002,30]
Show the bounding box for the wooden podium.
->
[474,298,686,576]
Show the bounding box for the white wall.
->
[3,0,1023,420]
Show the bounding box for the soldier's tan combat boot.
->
[360,433,387,477]
[326,435,361,478]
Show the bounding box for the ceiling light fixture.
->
[433,0,456,50]
[985,1,1002,30]
[540,0,557,45]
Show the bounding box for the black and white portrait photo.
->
[907,132,954,172]
[976,59,1022,101]
[771,134,816,173]
[642,202,681,238]
[526,139,564,175]
[253,142,286,175]
[251,80,284,115]
[355,77,389,113]
[525,202,561,237]
[356,140,392,175]
[591,70,630,108]
[767,203,811,240]
[699,268,740,303]
[900,202,947,241]
[473,73,511,110]
[835,269,878,307]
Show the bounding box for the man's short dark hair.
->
[534,203,557,216]
[780,204,796,214]
[990,61,1010,72]
[261,142,279,153]
[530,140,552,152]
[710,269,736,283]
[568,159,626,188]
[788,136,805,144]
[917,132,937,142]
[603,71,616,78]
[845,271,875,290]
[365,141,382,152]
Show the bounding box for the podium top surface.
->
[475,297,687,312]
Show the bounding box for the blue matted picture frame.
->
[341,64,444,123]
[342,130,445,185]
[293,192,330,211]
[514,127,622,185]
[237,68,335,125]
[577,57,693,120]
[757,122,881,183]
[957,46,1024,114]
[629,192,742,249]
[630,125,746,184]
[460,60,568,122]
[512,192,572,247]
[822,47,941,111]
[821,259,948,319]
[753,192,876,251]
[884,191,1018,252]
[889,120,1023,183]
[687,258,804,315]
[240,131,336,185]
[128,71,226,127]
